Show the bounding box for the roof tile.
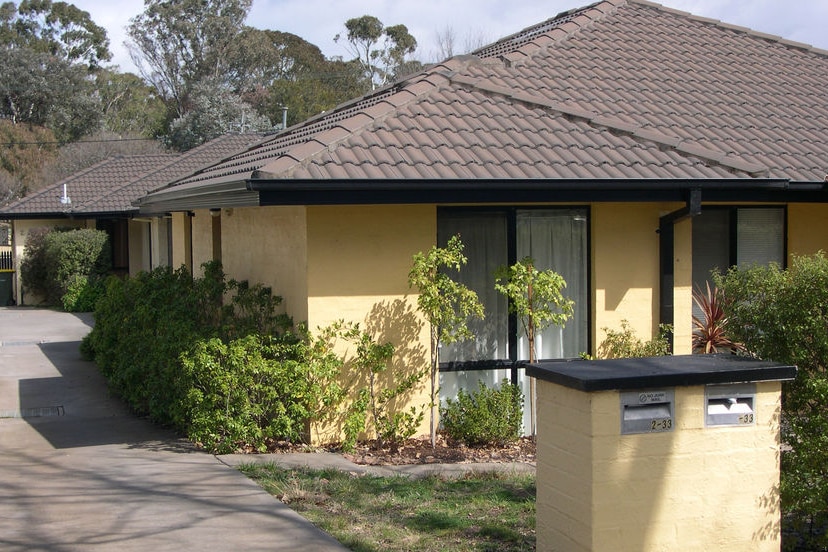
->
[149,0,828,198]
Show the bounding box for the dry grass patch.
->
[239,464,535,551]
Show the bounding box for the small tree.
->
[715,253,828,549]
[408,234,484,447]
[495,257,574,364]
[495,257,574,436]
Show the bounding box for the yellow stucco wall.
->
[306,204,435,441]
[190,209,215,277]
[170,211,192,271]
[592,203,692,355]
[127,220,151,275]
[220,206,309,322]
[536,379,782,552]
[787,203,828,258]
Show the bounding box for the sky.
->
[70,0,828,74]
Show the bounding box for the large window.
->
[692,207,785,292]
[437,207,589,432]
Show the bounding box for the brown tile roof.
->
[148,0,828,208]
[1,134,265,218]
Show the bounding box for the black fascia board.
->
[249,178,821,206]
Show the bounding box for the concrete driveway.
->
[0,307,347,552]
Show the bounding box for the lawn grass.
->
[239,464,536,551]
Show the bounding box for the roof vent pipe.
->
[282,106,288,131]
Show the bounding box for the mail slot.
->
[620,389,674,434]
[706,383,756,426]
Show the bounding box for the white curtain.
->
[437,212,509,364]
[436,208,588,435]
[516,209,588,361]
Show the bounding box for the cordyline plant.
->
[691,281,745,354]
[408,234,484,447]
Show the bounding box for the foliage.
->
[714,253,828,549]
[0,120,57,203]
[127,0,252,119]
[339,323,425,451]
[335,15,418,90]
[18,226,52,300]
[60,273,106,312]
[166,77,270,151]
[598,320,672,358]
[43,228,110,302]
[95,70,167,137]
[241,465,536,552]
[0,46,102,141]
[495,256,574,363]
[440,379,524,446]
[691,281,745,354]
[409,234,485,446]
[0,0,111,68]
[82,261,289,424]
[20,227,110,307]
[177,334,332,454]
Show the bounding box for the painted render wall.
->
[190,209,216,277]
[592,203,692,355]
[535,380,783,551]
[220,205,309,323]
[787,203,828,260]
[306,204,435,440]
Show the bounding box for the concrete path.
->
[0,307,347,552]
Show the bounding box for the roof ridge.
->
[449,74,768,177]
[630,0,828,57]
[470,1,622,65]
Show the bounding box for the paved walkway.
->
[0,307,535,551]
[0,307,348,552]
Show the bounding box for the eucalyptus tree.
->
[127,0,252,119]
[335,15,418,90]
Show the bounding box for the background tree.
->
[166,78,271,151]
[226,28,366,127]
[335,15,418,90]
[127,0,252,121]
[0,120,57,203]
[95,70,166,138]
[715,253,828,549]
[0,0,111,68]
[408,234,484,447]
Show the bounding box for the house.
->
[134,0,828,433]
[0,134,265,304]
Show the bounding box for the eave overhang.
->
[136,179,260,215]
[132,177,828,215]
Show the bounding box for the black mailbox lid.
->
[526,354,796,392]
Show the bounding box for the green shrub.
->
[19,226,53,303]
[61,274,106,312]
[340,324,425,451]
[440,379,523,446]
[19,227,111,308]
[177,336,317,454]
[715,253,828,549]
[598,320,672,358]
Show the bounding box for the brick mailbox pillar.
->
[526,354,796,552]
